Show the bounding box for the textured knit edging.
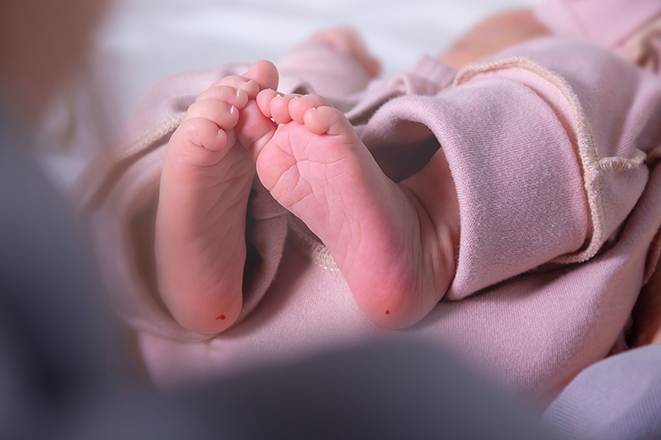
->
[454,56,647,264]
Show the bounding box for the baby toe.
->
[211,60,278,100]
[243,59,279,91]
[212,76,260,98]
[256,88,280,119]
[288,94,333,124]
[303,105,350,136]
[196,85,249,110]
[184,99,239,131]
[172,117,234,160]
[270,94,302,124]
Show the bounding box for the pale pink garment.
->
[536,0,661,71]
[73,3,661,404]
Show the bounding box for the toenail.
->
[229,105,236,114]
[236,88,242,97]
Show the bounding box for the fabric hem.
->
[454,56,646,264]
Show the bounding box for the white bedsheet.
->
[37,0,541,188]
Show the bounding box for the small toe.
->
[256,88,281,119]
[184,99,239,131]
[210,60,278,100]
[196,86,249,109]
[303,106,350,136]
[288,94,333,124]
[170,117,236,167]
[244,59,280,91]
[270,94,301,124]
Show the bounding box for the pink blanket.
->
[73,0,661,404]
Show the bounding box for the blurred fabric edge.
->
[0,125,560,437]
[34,0,543,192]
[66,338,564,440]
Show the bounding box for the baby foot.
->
[253,91,460,328]
[156,60,279,334]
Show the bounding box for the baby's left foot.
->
[252,91,459,328]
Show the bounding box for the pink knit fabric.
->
[73,4,661,404]
[536,0,661,58]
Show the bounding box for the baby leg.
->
[156,61,278,334]
[438,10,550,68]
[253,91,460,328]
[311,27,381,78]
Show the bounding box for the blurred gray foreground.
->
[1,109,559,439]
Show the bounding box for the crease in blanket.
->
[287,215,339,272]
[454,56,648,265]
[642,148,661,284]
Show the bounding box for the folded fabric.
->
[544,345,661,440]
[73,35,661,404]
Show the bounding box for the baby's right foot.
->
[253,91,460,328]
[156,61,279,334]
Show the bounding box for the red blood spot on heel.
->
[216,315,226,320]
[385,310,391,315]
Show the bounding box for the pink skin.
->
[252,88,459,328]
[438,9,550,69]
[156,61,279,335]
[156,34,459,333]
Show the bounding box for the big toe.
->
[244,60,279,92]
